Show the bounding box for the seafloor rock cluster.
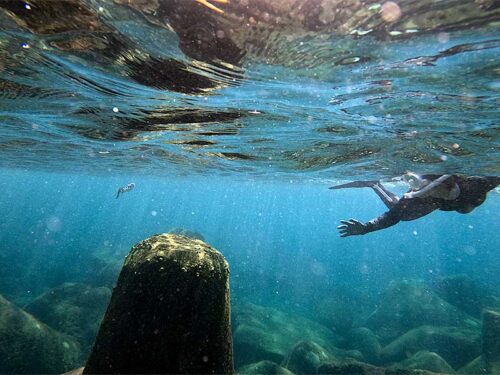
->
[0,230,499,374]
[232,278,499,375]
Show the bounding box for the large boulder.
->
[380,325,481,369]
[24,283,111,358]
[366,280,480,341]
[90,258,122,288]
[282,341,335,374]
[0,294,80,373]
[318,359,439,375]
[393,350,455,374]
[457,355,488,374]
[482,308,500,374]
[314,297,354,335]
[232,303,358,369]
[83,233,233,374]
[433,275,490,318]
[347,327,382,365]
[239,360,295,375]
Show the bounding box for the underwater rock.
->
[24,282,111,359]
[317,360,381,375]
[315,297,355,335]
[482,308,500,374]
[457,355,488,374]
[91,259,123,288]
[380,325,481,369]
[317,359,440,375]
[281,340,362,374]
[83,233,233,374]
[238,360,295,375]
[0,294,80,373]
[366,280,480,341]
[347,327,382,365]
[433,274,489,318]
[393,350,456,374]
[63,367,84,375]
[282,341,333,374]
[232,303,358,369]
[168,227,205,241]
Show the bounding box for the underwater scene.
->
[0,0,499,374]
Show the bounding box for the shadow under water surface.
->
[0,0,498,179]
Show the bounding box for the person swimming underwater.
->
[330,174,500,237]
[116,183,135,199]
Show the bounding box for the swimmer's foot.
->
[195,0,229,14]
[329,180,379,190]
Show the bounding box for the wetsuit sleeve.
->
[485,176,500,190]
[363,209,401,234]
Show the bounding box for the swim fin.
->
[329,180,379,190]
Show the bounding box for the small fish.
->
[116,183,135,199]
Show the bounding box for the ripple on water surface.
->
[0,0,498,179]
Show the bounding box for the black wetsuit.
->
[363,176,500,234]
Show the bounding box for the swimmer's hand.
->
[337,219,368,237]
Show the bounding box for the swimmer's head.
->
[403,173,428,190]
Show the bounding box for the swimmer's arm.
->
[364,210,401,234]
[404,174,452,199]
[338,210,400,237]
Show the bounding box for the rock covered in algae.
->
[458,355,487,374]
[238,360,294,375]
[84,233,233,374]
[317,359,442,375]
[433,274,489,318]
[393,350,455,374]
[380,325,480,369]
[232,303,359,369]
[282,340,334,374]
[483,308,500,374]
[24,282,111,358]
[366,280,480,341]
[347,327,382,365]
[0,294,80,374]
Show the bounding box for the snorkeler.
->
[116,183,135,199]
[330,174,500,237]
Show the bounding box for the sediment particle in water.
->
[83,233,233,374]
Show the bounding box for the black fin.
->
[329,180,379,190]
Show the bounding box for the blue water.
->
[2,169,498,306]
[1,0,500,372]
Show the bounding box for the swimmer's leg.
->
[329,180,399,209]
[116,190,121,199]
[371,183,399,209]
[329,180,379,190]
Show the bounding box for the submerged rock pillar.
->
[83,233,233,374]
[483,308,500,374]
